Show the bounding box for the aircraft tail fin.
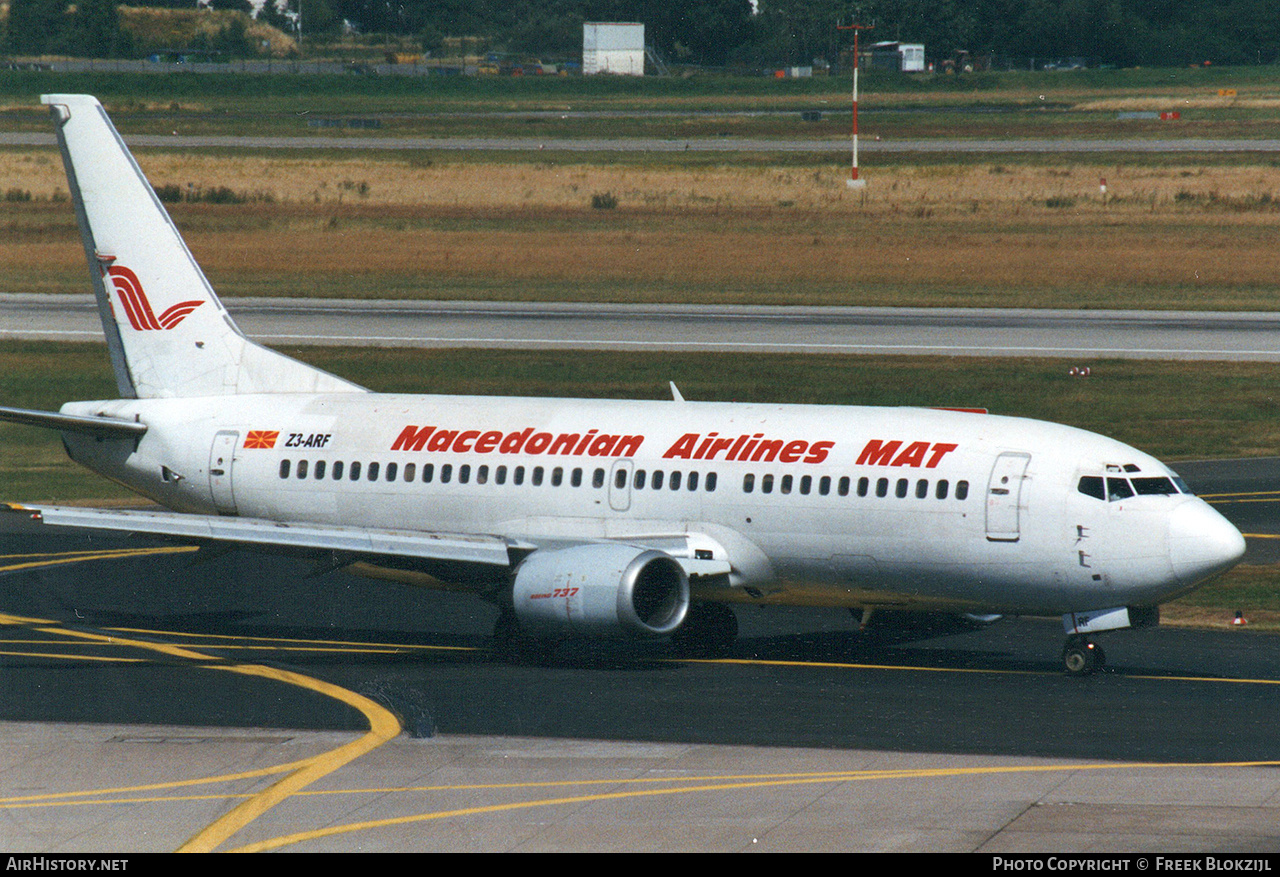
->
[42,94,364,399]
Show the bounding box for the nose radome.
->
[1167,499,1246,586]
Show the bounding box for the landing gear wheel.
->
[1062,636,1098,676]
[671,603,738,659]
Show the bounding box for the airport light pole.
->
[837,21,873,189]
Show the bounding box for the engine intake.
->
[513,543,690,638]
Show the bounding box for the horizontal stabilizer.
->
[0,405,147,438]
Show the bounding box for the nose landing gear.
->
[1062,634,1106,676]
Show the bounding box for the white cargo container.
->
[583,22,645,76]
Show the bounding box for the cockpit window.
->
[1077,476,1106,500]
[1082,470,1187,502]
[1106,478,1135,501]
[1133,476,1179,495]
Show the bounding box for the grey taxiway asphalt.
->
[9,294,1280,361]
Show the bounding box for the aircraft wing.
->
[14,504,522,588]
[11,505,733,590]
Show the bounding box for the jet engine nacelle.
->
[512,543,690,638]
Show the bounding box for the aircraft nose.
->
[1167,499,1246,586]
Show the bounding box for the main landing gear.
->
[1061,634,1106,676]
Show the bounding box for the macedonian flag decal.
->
[244,430,279,449]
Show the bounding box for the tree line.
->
[5,0,1279,68]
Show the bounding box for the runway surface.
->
[1,455,1279,852]
[9,294,1280,361]
[7,131,1280,154]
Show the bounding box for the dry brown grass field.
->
[3,148,1280,307]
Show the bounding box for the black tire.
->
[1062,641,1095,676]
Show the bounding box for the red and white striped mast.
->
[838,21,873,189]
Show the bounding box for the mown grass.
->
[1168,564,1280,628]
[4,64,1279,108]
[4,63,1280,143]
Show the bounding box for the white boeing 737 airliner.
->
[0,95,1247,674]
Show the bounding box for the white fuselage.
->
[59,392,1243,617]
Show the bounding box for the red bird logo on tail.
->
[106,265,203,331]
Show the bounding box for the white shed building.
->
[583,22,645,76]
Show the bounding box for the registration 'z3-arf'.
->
[0,95,1245,674]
